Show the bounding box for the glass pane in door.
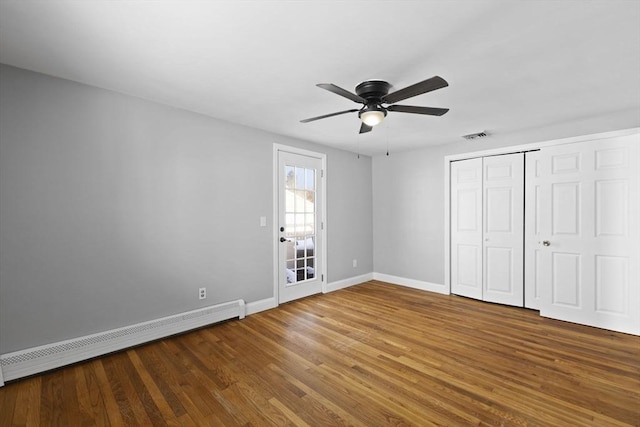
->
[285,165,316,284]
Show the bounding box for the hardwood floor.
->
[1,280,639,426]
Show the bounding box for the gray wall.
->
[326,152,374,278]
[372,110,640,286]
[0,64,373,353]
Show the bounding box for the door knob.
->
[280,237,287,243]
[542,240,551,246]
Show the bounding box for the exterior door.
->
[537,135,639,335]
[482,153,524,306]
[451,158,483,300]
[277,149,324,304]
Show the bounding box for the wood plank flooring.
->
[1,280,639,426]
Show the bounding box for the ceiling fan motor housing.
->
[355,80,391,102]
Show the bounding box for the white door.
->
[537,135,640,335]
[483,153,525,306]
[277,149,324,304]
[451,154,524,306]
[450,158,483,300]
[524,151,543,309]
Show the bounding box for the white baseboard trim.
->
[245,297,278,315]
[373,273,448,295]
[325,273,374,293]
[0,299,245,384]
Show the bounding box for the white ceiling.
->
[1,1,639,155]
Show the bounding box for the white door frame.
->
[273,143,327,304]
[444,127,639,294]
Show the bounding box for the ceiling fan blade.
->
[387,105,449,116]
[300,109,359,123]
[382,76,448,104]
[317,84,366,104]
[359,123,373,134]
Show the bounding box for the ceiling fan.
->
[300,76,449,134]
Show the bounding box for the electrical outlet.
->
[199,287,206,300]
[353,259,357,268]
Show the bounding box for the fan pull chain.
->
[386,123,390,156]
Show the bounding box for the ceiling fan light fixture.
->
[359,106,387,127]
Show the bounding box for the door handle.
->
[542,240,551,246]
[280,237,288,243]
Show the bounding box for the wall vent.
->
[462,131,488,140]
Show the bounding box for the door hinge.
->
[321,274,324,282]
[321,169,324,178]
[321,222,324,230]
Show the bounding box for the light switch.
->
[260,216,267,227]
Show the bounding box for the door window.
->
[284,165,316,284]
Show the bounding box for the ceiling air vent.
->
[462,131,488,140]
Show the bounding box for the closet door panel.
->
[483,153,525,306]
[525,151,544,309]
[485,247,513,292]
[451,158,483,300]
[538,135,639,335]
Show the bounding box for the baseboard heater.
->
[0,299,245,384]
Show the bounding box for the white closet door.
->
[483,153,525,306]
[450,158,483,300]
[537,135,639,335]
[524,151,544,309]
